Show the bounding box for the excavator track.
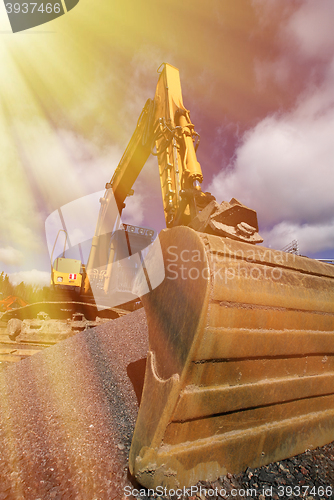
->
[129,226,334,489]
[1,301,131,344]
[1,301,129,322]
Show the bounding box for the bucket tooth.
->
[189,199,263,243]
[129,226,334,489]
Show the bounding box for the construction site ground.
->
[0,309,333,500]
[0,322,53,367]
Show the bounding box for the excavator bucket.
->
[129,226,334,489]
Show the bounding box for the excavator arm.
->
[106,63,205,226]
[86,63,262,284]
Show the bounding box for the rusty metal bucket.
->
[129,226,334,489]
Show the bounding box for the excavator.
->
[5,63,334,488]
[77,63,334,489]
[0,295,28,312]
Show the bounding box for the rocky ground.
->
[0,309,333,500]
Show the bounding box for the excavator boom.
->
[106,63,203,223]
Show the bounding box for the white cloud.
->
[284,0,334,61]
[209,108,334,253]
[122,193,145,226]
[209,1,334,255]
[0,114,123,273]
[14,122,121,209]
[253,1,334,91]
[0,247,24,266]
[262,221,334,255]
[208,98,334,238]
[9,269,50,286]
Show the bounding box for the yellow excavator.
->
[83,63,334,489]
[4,63,334,488]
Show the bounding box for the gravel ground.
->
[0,309,148,500]
[0,308,333,500]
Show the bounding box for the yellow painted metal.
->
[52,257,82,290]
[129,226,334,489]
[52,270,82,289]
[103,64,203,230]
[153,64,203,224]
[103,242,115,294]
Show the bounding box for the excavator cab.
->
[50,229,83,294]
[86,222,157,306]
[51,256,83,292]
